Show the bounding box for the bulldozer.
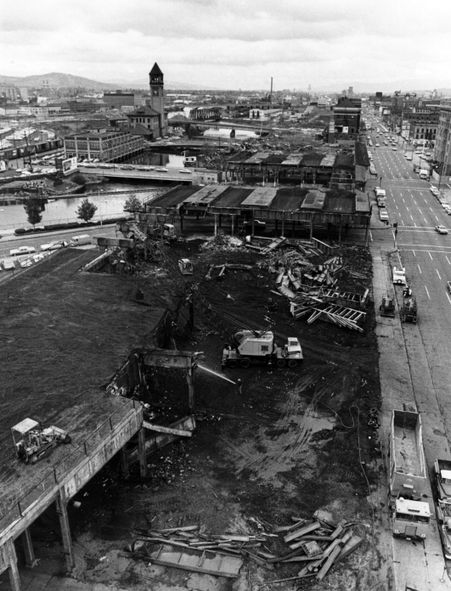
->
[12,418,71,464]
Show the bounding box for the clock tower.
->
[149,62,167,136]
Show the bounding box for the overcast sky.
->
[2,0,451,91]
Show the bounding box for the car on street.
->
[40,240,68,251]
[10,245,36,256]
[392,147,397,151]
[375,143,380,147]
[430,186,440,196]
[379,208,389,222]
[435,225,449,235]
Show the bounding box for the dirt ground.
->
[7,237,391,591]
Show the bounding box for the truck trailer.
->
[390,409,428,499]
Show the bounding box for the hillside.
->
[0,72,116,90]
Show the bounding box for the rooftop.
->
[0,248,167,519]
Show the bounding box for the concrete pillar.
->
[138,428,147,479]
[7,539,21,591]
[231,215,235,236]
[56,491,74,573]
[21,527,37,568]
[251,218,255,236]
[214,214,218,236]
[119,448,130,480]
[186,367,194,411]
[281,218,285,237]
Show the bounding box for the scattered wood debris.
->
[125,512,362,584]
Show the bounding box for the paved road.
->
[367,119,451,589]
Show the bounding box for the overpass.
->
[78,164,196,183]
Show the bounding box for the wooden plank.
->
[150,545,243,578]
[329,520,346,541]
[316,545,342,581]
[280,554,324,563]
[337,535,362,561]
[158,525,199,533]
[284,521,320,543]
[142,421,193,437]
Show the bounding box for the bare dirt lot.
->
[3,238,391,590]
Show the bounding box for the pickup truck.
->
[392,267,407,286]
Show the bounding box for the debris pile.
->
[126,510,362,584]
[200,232,243,252]
[257,240,371,332]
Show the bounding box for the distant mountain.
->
[0,71,216,92]
[0,72,117,90]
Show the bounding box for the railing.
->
[0,401,140,532]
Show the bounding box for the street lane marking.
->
[447,292,451,305]
[417,263,422,273]
[412,250,416,257]
[435,215,440,222]
[423,217,428,224]
[424,285,431,299]
[428,251,433,260]
[446,256,451,265]
[436,269,442,280]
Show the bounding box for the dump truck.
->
[390,410,431,540]
[221,330,303,369]
[392,497,431,541]
[12,418,71,464]
[390,409,428,500]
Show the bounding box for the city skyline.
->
[2,0,451,92]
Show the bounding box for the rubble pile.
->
[200,232,243,252]
[257,240,371,332]
[125,509,362,584]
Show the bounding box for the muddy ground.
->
[6,237,391,590]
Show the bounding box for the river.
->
[0,151,188,235]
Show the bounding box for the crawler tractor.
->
[12,418,71,464]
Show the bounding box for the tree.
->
[76,198,97,223]
[123,194,142,212]
[24,197,45,228]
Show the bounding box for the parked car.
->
[10,245,36,256]
[430,186,440,196]
[379,208,389,222]
[435,225,449,235]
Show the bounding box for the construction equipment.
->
[400,293,417,323]
[221,330,303,369]
[12,418,71,464]
[379,296,395,318]
[178,258,193,275]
